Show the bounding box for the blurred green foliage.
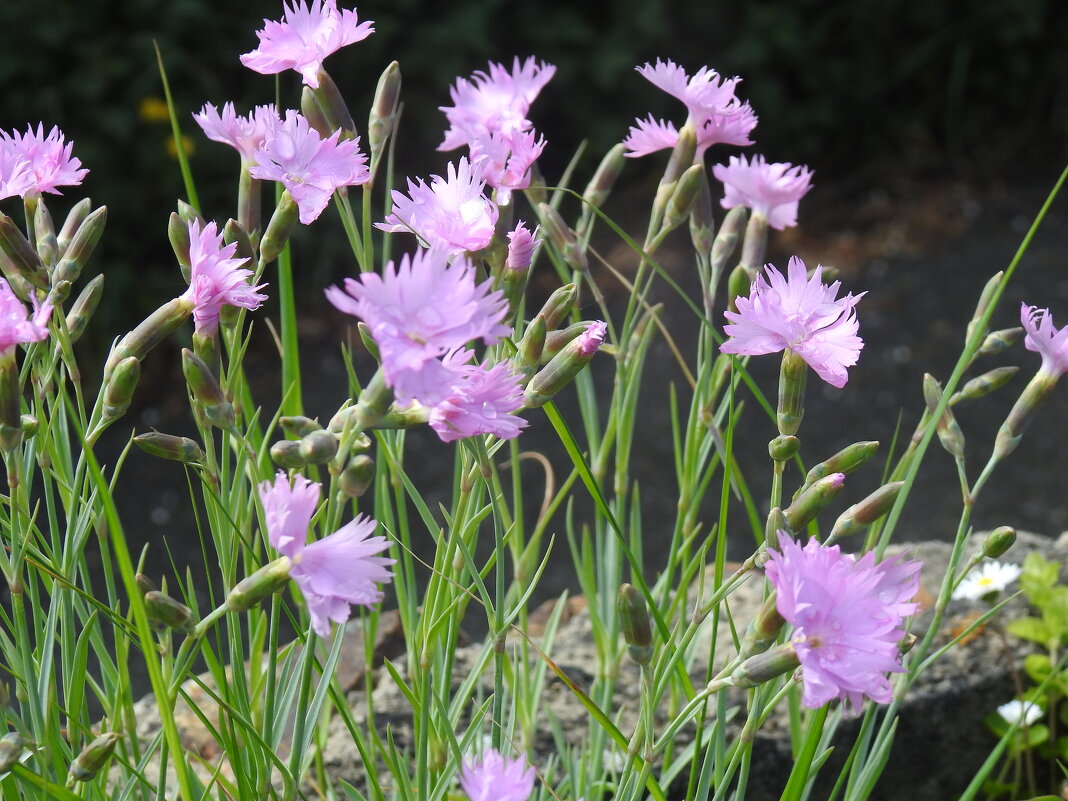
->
[0,0,1065,337]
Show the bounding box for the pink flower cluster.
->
[180,220,268,336]
[720,256,864,388]
[624,60,757,158]
[240,0,374,89]
[0,278,52,359]
[259,472,394,637]
[0,124,87,201]
[765,536,921,715]
[325,247,527,442]
[459,748,535,801]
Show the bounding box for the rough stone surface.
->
[133,532,1067,800]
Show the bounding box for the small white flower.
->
[997,699,1042,726]
[952,560,1022,601]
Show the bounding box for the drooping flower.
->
[469,129,546,203]
[180,220,267,336]
[378,158,498,254]
[0,124,88,198]
[623,60,758,158]
[240,0,374,89]
[712,154,813,230]
[997,699,1042,726]
[439,58,556,152]
[429,352,527,442]
[952,560,1022,601]
[505,222,539,272]
[765,535,922,715]
[324,246,510,406]
[258,471,394,637]
[458,748,535,801]
[250,110,370,224]
[193,103,278,162]
[0,277,52,359]
[1021,304,1068,377]
[720,256,864,388]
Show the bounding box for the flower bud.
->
[524,321,606,408]
[764,509,788,551]
[57,198,93,256]
[310,68,356,137]
[300,86,333,138]
[582,143,626,211]
[738,593,785,660]
[20,414,38,438]
[70,731,120,782]
[617,583,653,665]
[103,357,141,420]
[225,557,291,613]
[802,441,879,489]
[923,373,965,459]
[368,61,401,175]
[541,321,593,362]
[0,359,21,451]
[0,731,25,774]
[339,454,375,498]
[658,163,704,239]
[47,279,71,306]
[966,270,1003,345]
[769,435,799,462]
[106,296,195,378]
[168,211,191,281]
[952,366,1018,404]
[535,283,577,331]
[994,373,1057,460]
[711,206,747,275]
[299,429,339,464]
[514,314,546,375]
[0,212,49,290]
[144,590,196,634]
[537,203,586,272]
[53,205,106,285]
[34,200,57,267]
[725,262,751,314]
[133,431,205,463]
[260,191,300,264]
[280,416,322,438]
[223,218,255,265]
[739,211,769,277]
[730,642,800,689]
[651,124,697,227]
[65,274,104,344]
[182,349,234,429]
[978,327,1023,357]
[777,348,808,437]
[784,473,845,532]
[270,439,306,469]
[828,481,904,540]
[135,573,158,596]
[688,170,716,257]
[982,526,1016,559]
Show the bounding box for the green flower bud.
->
[829,481,904,540]
[994,372,1058,460]
[0,359,23,451]
[541,320,593,362]
[300,85,333,138]
[135,573,158,596]
[923,373,965,458]
[536,282,577,331]
[53,205,106,284]
[368,61,402,178]
[966,270,1003,345]
[182,349,235,429]
[739,211,769,276]
[617,583,653,665]
[133,431,205,463]
[260,191,300,264]
[20,414,38,438]
[299,429,339,464]
[176,199,203,227]
[270,439,306,469]
[730,642,800,689]
[280,416,322,438]
[57,198,93,256]
[309,68,356,137]
[168,211,191,281]
[726,262,751,314]
[537,203,587,272]
[659,163,704,238]
[0,731,26,774]
[582,143,626,211]
[70,731,120,782]
[103,357,141,420]
[711,206,747,275]
[784,473,845,532]
[144,590,196,634]
[524,322,605,408]
[952,366,1018,404]
[225,557,291,613]
[738,593,785,660]
[688,170,716,257]
[223,218,255,265]
[982,526,1016,559]
[0,212,49,289]
[515,314,547,374]
[769,435,800,462]
[65,274,104,344]
[803,441,879,489]
[978,327,1023,357]
[34,200,57,267]
[651,124,697,228]
[106,296,195,378]
[764,508,788,550]
[339,454,375,498]
[777,348,808,437]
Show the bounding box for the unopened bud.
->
[260,191,300,264]
[739,212,769,276]
[133,431,205,463]
[803,441,879,489]
[652,124,697,227]
[978,327,1023,357]
[525,321,606,407]
[270,439,307,469]
[538,203,587,272]
[952,366,1018,405]
[784,473,845,532]
[53,205,106,284]
[20,414,38,438]
[300,86,333,138]
[107,296,195,377]
[536,283,577,330]
[177,199,203,227]
[541,321,593,362]
[103,357,141,420]
[299,429,338,464]
[898,633,918,655]
[168,211,191,281]
[726,263,752,313]
[966,271,1003,344]
[659,164,704,238]
[731,642,800,689]
[688,170,716,256]
[182,349,234,429]
[583,143,626,210]
[223,218,255,265]
[339,454,375,498]
[515,314,547,374]
[711,206,747,274]
[0,732,25,773]
[777,348,808,437]
[769,435,799,462]
[70,731,120,782]
[144,590,196,633]
[764,509,788,550]
[280,416,322,438]
[829,481,904,540]
[0,212,49,289]
[617,583,653,665]
[225,557,291,613]
[310,68,356,136]
[65,274,104,344]
[368,61,402,173]
[57,198,93,256]
[994,373,1058,460]
[135,573,158,596]
[34,200,57,267]
[982,526,1016,559]
[923,373,965,458]
[738,593,785,659]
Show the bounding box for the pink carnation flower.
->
[0,148,33,201]
[378,158,498,254]
[250,110,370,224]
[469,129,546,204]
[193,102,278,162]
[0,124,88,198]
[429,354,528,443]
[325,246,510,406]
[0,277,52,359]
[439,58,556,152]
[459,748,535,801]
[712,154,813,230]
[765,535,921,715]
[505,222,539,272]
[240,0,374,89]
[720,257,864,388]
[1021,303,1068,377]
[258,471,394,638]
[576,320,608,356]
[623,60,758,158]
[180,220,267,336]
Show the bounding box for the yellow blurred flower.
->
[138,97,171,123]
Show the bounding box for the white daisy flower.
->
[997,699,1042,726]
[952,560,1022,601]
